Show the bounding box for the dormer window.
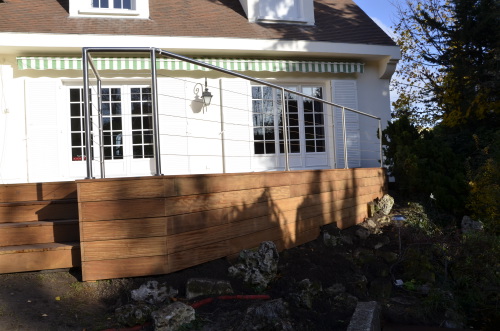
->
[239,0,315,25]
[69,0,149,19]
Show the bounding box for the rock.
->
[346,274,368,299]
[377,195,394,215]
[340,233,354,245]
[333,292,359,319]
[461,216,484,233]
[185,278,233,300]
[288,278,322,309]
[347,301,381,331]
[237,299,293,331]
[376,251,399,264]
[152,302,195,331]
[355,227,371,241]
[325,283,346,296]
[369,278,392,300]
[115,303,153,327]
[228,241,279,291]
[368,201,377,217]
[131,281,178,305]
[323,232,340,247]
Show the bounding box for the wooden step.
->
[0,199,78,223]
[0,219,79,247]
[0,181,77,203]
[0,242,81,274]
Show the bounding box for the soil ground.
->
[0,222,470,331]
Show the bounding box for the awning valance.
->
[17,57,364,74]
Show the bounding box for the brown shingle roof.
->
[0,0,396,46]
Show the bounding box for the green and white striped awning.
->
[17,57,364,73]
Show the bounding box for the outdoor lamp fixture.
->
[194,78,213,109]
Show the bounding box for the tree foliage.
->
[392,0,499,127]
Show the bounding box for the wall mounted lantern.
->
[194,78,213,109]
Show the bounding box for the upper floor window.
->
[69,0,149,19]
[239,0,315,25]
[92,0,135,10]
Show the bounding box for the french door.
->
[68,85,154,178]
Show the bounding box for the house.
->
[0,0,399,279]
[0,0,400,184]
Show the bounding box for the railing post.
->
[219,79,226,173]
[281,88,290,171]
[82,49,94,179]
[151,48,162,176]
[97,80,105,178]
[378,119,383,168]
[341,107,349,169]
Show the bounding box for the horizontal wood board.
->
[77,168,387,281]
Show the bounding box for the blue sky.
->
[353,0,399,37]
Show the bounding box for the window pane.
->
[264,128,274,140]
[305,127,314,139]
[304,99,313,112]
[254,128,264,140]
[70,104,81,117]
[70,89,80,102]
[253,114,263,126]
[144,131,153,144]
[132,133,142,144]
[71,133,81,146]
[252,86,261,99]
[71,118,81,131]
[131,103,141,115]
[306,142,315,153]
[315,114,324,125]
[143,117,153,130]
[316,140,325,152]
[289,128,300,140]
[112,118,122,130]
[254,142,264,154]
[265,142,275,154]
[143,103,152,114]
[289,114,299,126]
[112,103,121,115]
[316,127,325,138]
[290,141,300,153]
[304,114,314,126]
[252,100,262,113]
[144,145,154,158]
[132,117,141,130]
[262,86,273,99]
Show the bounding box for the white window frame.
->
[69,0,150,19]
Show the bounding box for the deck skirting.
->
[77,168,387,281]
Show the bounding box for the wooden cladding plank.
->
[77,177,174,202]
[0,181,76,203]
[81,218,167,242]
[82,255,168,281]
[0,245,80,274]
[79,198,165,222]
[167,241,229,274]
[83,237,167,262]
[164,187,289,217]
[174,174,265,196]
[0,201,78,223]
[0,220,79,246]
[227,227,283,256]
[167,224,230,254]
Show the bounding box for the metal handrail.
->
[82,47,383,179]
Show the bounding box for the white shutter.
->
[332,80,360,168]
[25,80,61,182]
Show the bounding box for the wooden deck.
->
[77,168,387,281]
[0,169,387,279]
